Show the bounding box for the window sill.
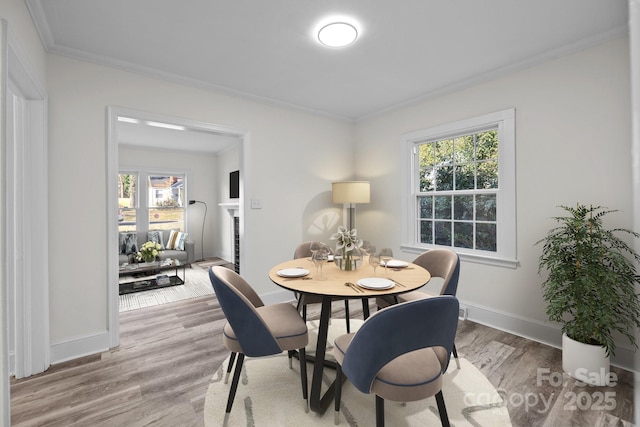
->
[400,244,519,269]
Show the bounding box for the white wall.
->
[354,37,634,366]
[46,54,353,358]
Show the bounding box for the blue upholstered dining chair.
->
[333,296,460,427]
[209,266,309,425]
[376,248,461,368]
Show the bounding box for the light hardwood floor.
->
[10,295,634,426]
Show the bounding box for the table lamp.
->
[332,181,370,231]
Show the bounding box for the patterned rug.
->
[119,264,214,311]
[204,319,511,426]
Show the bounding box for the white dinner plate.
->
[382,259,409,268]
[277,268,310,278]
[356,277,395,290]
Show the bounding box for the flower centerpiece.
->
[330,226,364,271]
[136,241,163,263]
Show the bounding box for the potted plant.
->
[537,204,640,385]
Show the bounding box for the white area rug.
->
[119,265,214,311]
[204,319,511,426]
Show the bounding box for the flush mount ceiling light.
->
[318,22,358,47]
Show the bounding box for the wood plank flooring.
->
[10,296,634,426]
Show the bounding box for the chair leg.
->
[288,350,294,369]
[361,297,370,319]
[375,395,385,427]
[225,352,236,384]
[344,300,351,333]
[298,347,309,413]
[435,391,451,427]
[226,353,245,417]
[452,345,461,369]
[334,364,343,425]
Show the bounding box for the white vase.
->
[562,333,610,386]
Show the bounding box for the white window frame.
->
[401,108,517,268]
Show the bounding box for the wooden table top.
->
[269,258,431,298]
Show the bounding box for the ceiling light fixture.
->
[145,121,186,131]
[318,22,358,47]
[117,116,140,124]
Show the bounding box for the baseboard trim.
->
[461,300,636,372]
[49,331,111,365]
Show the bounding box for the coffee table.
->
[119,260,186,295]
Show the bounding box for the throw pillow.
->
[147,230,165,250]
[119,232,138,255]
[166,230,188,251]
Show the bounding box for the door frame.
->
[106,106,249,347]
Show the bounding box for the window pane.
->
[476,223,497,251]
[118,173,137,232]
[476,194,497,221]
[476,130,498,160]
[434,196,452,219]
[477,160,498,189]
[118,174,137,208]
[435,166,453,190]
[454,135,475,163]
[149,207,184,231]
[419,144,435,192]
[453,221,473,248]
[419,221,433,244]
[434,221,452,246]
[455,164,475,190]
[420,167,435,192]
[453,195,473,220]
[435,139,453,163]
[148,175,185,207]
[418,196,433,218]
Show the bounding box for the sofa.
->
[119,229,195,265]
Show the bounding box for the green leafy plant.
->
[537,204,640,356]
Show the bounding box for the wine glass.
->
[309,241,322,260]
[369,253,380,276]
[379,248,393,274]
[312,247,329,280]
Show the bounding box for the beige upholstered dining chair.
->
[333,295,460,426]
[293,241,369,332]
[376,248,461,368]
[209,266,309,425]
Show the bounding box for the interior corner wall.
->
[353,37,634,367]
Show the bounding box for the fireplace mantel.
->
[218,202,239,217]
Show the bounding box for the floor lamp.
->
[188,200,207,262]
[332,181,370,231]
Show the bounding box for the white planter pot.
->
[562,333,610,386]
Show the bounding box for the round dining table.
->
[269,257,431,414]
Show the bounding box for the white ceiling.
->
[27,0,628,123]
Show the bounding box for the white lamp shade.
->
[332,181,370,204]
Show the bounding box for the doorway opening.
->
[106,107,247,347]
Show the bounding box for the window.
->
[147,174,185,231]
[118,173,138,232]
[118,171,186,233]
[402,109,516,267]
